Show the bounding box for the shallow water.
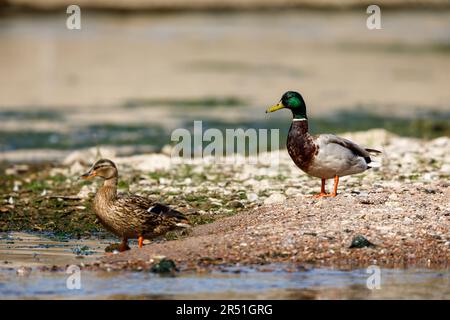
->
[0,232,111,268]
[0,232,448,299]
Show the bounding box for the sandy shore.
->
[75,129,450,272]
[100,184,449,271]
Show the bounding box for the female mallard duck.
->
[266,91,381,198]
[81,159,189,251]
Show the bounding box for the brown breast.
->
[286,120,318,172]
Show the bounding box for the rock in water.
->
[349,235,375,248]
[16,266,32,276]
[151,258,177,274]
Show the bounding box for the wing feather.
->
[320,134,381,163]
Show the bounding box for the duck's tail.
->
[365,148,382,168]
[365,148,382,155]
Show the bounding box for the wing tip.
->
[365,148,382,154]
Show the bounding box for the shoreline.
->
[97,184,449,272]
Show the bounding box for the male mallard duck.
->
[266,91,381,197]
[81,159,189,251]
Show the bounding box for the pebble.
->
[264,193,286,205]
[16,266,32,276]
[228,200,244,208]
[13,181,21,192]
[349,235,375,248]
[285,187,300,196]
[403,217,413,225]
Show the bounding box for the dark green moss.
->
[0,163,103,236]
[123,96,244,108]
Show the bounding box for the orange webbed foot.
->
[138,236,144,249]
[310,193,337,198]
[309,176,339,198]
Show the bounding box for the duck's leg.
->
[138,236,144,249]
[313,176,339,198]
[330,175,339,197]
[118,237,130,252]
[312,178,328,198]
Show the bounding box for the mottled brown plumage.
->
[81,159,189,251]
[287,120,317,172]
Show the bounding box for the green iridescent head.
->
[266,91,307,120]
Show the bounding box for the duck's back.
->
[94,189,187,239]
[114,195,188,238]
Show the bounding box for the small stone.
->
[247,193,258,202]
[388,194,398,200]
[403,217,413,225]
[159,178,169,185]
[16,266,32,276]
[264,193,286,205]
[228,200,244,208]
[285,187,300,196]
[349,235,375,249]
[13,181,21,192]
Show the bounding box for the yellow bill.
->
[265,102,285,113]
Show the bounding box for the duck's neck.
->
[290,118,309,135]
[97,177,118,203]
[291,103,308,121]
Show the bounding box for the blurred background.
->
[1,0,449,162]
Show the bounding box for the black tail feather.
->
[364,148,381,165]
[365,148,382,154]
[149,203,188,222]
